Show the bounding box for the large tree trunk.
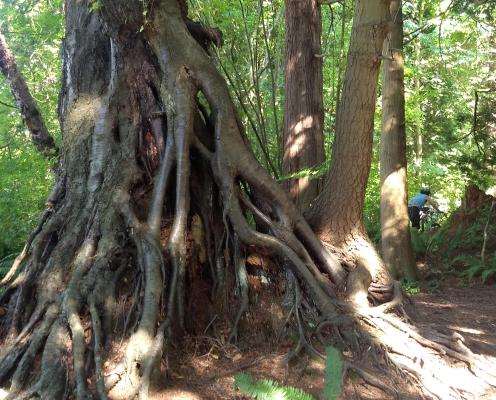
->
[0,1,344,398]
[0,29,57,156]
[380,0,418,280]
[282,0,325,211]
[0,1,494,399]
[305,0,393,300]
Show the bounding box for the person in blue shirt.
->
[408,188,441,229]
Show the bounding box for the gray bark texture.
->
[0,0,346,397]
[305,0,393,290]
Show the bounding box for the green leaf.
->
[234,372,315,400]
[323,346,343,400]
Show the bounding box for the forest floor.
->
[142,261,496,400]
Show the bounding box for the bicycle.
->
[419,207,444,231]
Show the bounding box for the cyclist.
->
[408,188,442,229]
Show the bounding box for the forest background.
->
[0,1,495,398]
[0,0,494,271]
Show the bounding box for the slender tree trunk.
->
[306,0,393,295]
[335,1,347,116]
[282,0,325,210]
[380,0,418,280]
[0,29,57,156]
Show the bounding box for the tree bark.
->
[380,0,418,280]
[0,29,57,156]
[282,0,325,210]
[305,0,393,291]
[334,1,348,120]
[0,0,345,397]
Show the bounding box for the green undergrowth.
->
[0,253,15,280]
[234,346,343,400]
[451,254,496,283]
[412,202,496,284]
[234,373,315,400]
[401,278,421,295]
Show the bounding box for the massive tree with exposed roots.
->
[0,1,495,399]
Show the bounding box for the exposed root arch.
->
[146,7,496,398]
[148,0,345,286]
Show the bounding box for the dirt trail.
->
[413,283,496,359]
[138,279,495,400]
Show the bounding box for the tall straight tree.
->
[380,0,418,280]
[306,0,393,298]
[282,0,325,210]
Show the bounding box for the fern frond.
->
[481,267,496,283]
[234,372,315,400]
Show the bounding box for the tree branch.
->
[0,99,16,109]
[0,29,57,156]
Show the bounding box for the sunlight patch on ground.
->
[447,325,483,335]
[0,388,9,400]
[153,389,203,399]
[371,315,495,398]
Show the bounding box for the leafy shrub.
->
[454,254,496,283]
[433,200,496,283]
[410,228,428,256]
[480,261,496,283]
[401,278,421,295]
[0,0,61,259]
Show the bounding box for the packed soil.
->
[141,269,496,400]
[414,281,496,359]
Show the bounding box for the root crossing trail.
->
[413,284,496,364]
[126,281,496,400]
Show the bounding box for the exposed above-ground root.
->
[353,303,496,399]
